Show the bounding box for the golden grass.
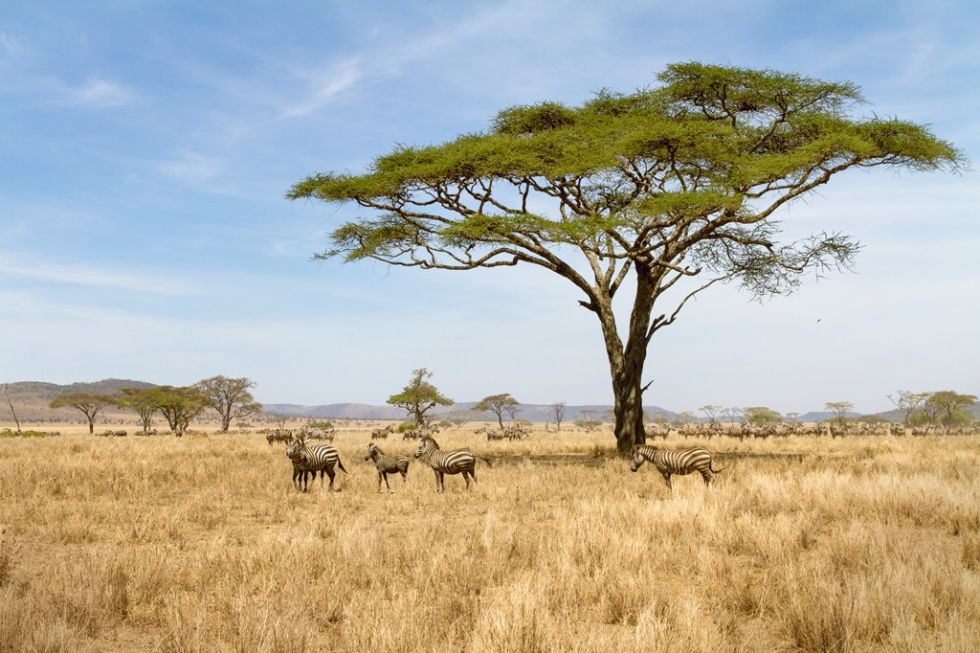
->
[1,426,979,652]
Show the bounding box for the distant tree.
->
[924,391,977,426]
[387,368,453,426]
[723,407,744,425]
[1,385,22,434]
[195,376,262,433]
[744,406,781,425]
[651,411,670,424]
[117,387,158,434]
[49,392,115,434]
[574,419,602,432]
[699,404,722,426]
[147,386,207,436]
[785,412,799,423]
[551,401,566,431]
[888,390,931,425]
[673,410,696,426]
[825,401,854,424]
[290,62,960,454]
[475,393,519,429]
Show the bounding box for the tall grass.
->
[0,428,978,651]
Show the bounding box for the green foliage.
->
[307,420,334,430]
[475,393,519,428]
[0,429,53,438]
[396,422,417,433]
[387,368,453,426]
[744,406,781,425]
[144,386,207,436]
[924,391,977,426]
[49,392,116,433]
[195,376,261,433]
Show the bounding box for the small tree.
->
[117,387,158,434]
[195,376,262,433]
[49,392,115,434]
[785,412,799,423]
[475,393,519,429]
[699,404,722,427]
[1,385,22,434]
[673,410,696,426]
[551,401,566,431]
[387,368,453,426]
[888,390,930,425]
[825,401,854,424]
[148,386,207,436]
[723,407,744,426]
[744,406,780,425]
[924,391,977,426]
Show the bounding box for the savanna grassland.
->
[1,425,979,652]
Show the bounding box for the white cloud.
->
[69,78,135,108]
[155,150,223,184]
[0,251,194,296]
[279,58,362,119]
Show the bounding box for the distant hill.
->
[1,379,155,421]
[262,401,678,423]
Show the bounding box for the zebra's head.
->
[365,442,380,460]
[285,437,304,461]
[414,436,436,458]
[629,447,646,472]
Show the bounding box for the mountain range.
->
[2,379,976,423]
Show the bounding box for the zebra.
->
[364,442,410,492]
[372,424,394,439]
[630,445,724,491]
[414,435,491,492]
[285,436,348,491]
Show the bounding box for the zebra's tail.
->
[709,460,725,474]
[477,455,493,468]
[337,457,348,474]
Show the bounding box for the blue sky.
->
[1,1,978,414]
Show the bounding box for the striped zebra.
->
[414,435,491,492]
[364,442,410,492]
[630,445,724,491]
[372,424,394,440]
[285,436,348,491]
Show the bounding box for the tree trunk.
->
[597,266,656,455]
[87,417,94,434]
[496,413,504,430]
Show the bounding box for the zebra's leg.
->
[462,471,471,489]
[701,470,714,487]
[660,471,672,492]
[383,471,391,492]
[377,470,383,492]
[326,467,336,490]
[469,466,478,485]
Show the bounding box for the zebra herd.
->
[276,427,723,495]
[280,432,493,494]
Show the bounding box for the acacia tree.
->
[475,393,519,429]
[49,392,115,434]
[195,376,262,432]
[387,368,453,426]
[290,62,959,454]
[148,386,207,436]
[117,387,158,434]
[924,391,977,426]
[888,390,930,425]
[551,401,566,431]
[825,401,853,424]
[699,404,722,427]
[744,406,780,425]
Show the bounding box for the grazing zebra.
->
[372,424,394,439]
[364,442,410,492]
[414,436,491,492]
[285,437,348,491]
[266,429,293,446]
[630,445,724,491]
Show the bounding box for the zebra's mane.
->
[422,435,440,449]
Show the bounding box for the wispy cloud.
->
[155,150,223,184]
[278,58,362,119]
[0,29,22,56]
[0,251,194,296]
[69,77,136,107]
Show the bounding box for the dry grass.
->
[1,425,979,652]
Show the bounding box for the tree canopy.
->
[195,376,262,432]
[49,392,116,434]
[291,62,960,453]
[387,368,453,426]
[475,393,519,429]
